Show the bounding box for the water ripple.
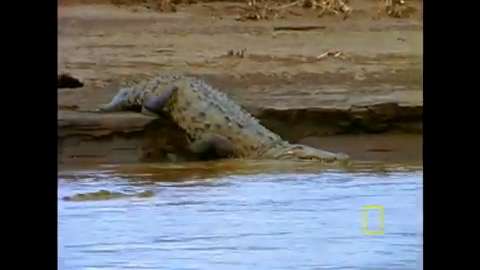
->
[59,164,422,270]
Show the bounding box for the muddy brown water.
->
[59,159,422,269]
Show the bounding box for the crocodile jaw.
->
[263,143,349,163]
[98,87,143,112]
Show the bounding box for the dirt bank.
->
[58,0,422,164]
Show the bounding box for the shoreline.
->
[58,0,422,165]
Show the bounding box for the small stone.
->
[354,72,367,81]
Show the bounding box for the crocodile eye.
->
[118,88,129,97]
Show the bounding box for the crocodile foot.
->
[189,134,235,160]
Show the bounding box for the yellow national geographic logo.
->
[361,205,385,235]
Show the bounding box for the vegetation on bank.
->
[108,0,418,19]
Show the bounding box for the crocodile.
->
[62,190,155,202]
[97,74,349,163]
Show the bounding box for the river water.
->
[58,160,423,270]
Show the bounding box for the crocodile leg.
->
[142,85,178,115]
[140,107,160,117]
[189,134,235,159]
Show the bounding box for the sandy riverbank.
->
[58,0,422,165]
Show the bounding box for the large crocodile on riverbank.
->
[97,74,349,163]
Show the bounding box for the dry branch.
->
[236,0,353,21]
[379,0,416,18]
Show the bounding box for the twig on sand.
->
[111,0,196,13]
[316,49,347,60]
[273,25,326,31]
[58,105,80,111]
[277,0,303,10]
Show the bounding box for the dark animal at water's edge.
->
[58,73,84,89]
[96,74,349,163]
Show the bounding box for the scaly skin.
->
[97,74,349,163]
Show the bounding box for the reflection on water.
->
[58,160,423,270]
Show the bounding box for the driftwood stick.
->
[273,25,326,31]
[276,0,302,10]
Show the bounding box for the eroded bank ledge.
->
[58,103,422,165]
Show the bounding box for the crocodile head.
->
[265,143,349,163]
[62,190,155,202]
[98,87,141,112]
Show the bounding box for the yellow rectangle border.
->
[361,205,385,235]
